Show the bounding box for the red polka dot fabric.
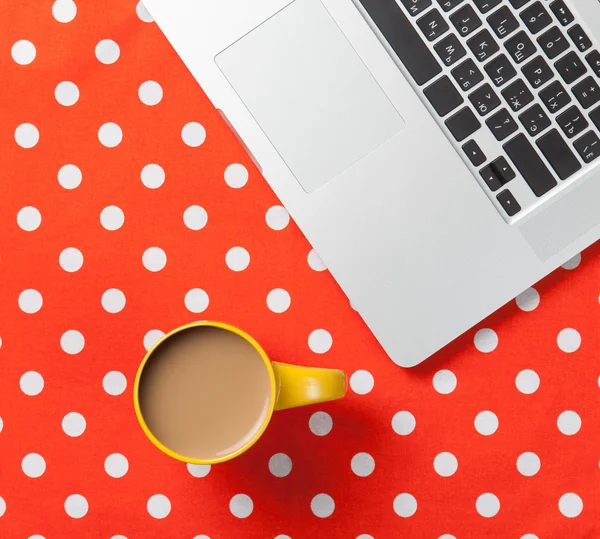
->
[1,1,599,538]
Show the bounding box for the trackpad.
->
[216,0,404,193]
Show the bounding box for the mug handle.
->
[272,362,347,411]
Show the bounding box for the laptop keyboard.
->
[357,0,600,221]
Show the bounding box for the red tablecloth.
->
[1,1,599,538]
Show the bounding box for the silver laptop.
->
[143,0,600,367]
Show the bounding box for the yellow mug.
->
[133,321,347,464]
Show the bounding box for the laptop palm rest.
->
[215,0,404,193]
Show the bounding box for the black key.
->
[550,0,574,27]
[537,129,582,180]
[557,106,589,139]
[574,131,600,163]
[487,7,519,39]
[497,189,522,217]
[445,106,482,141]
[450,5,482,37]
[519,104,552,136]
[480,164,503,191]
[520,2,552,34]
[502,79,534,112]
[424,76,464,116]
[467,29,500,62]
[589,105,600,130]
[537,27,569,60]
[504,133,557,196]
[486,108,519,140]
[568,25,593,53]
[469,83,501,116]
[463,139,487,166]
[473,0,501,14]
[522,56,554,88]
[434,34,467,66]
[452,59,484,91]
[491,156,516,184]
[555,52,587,85]
[573,76,600,109]
[485,54,517,87]
[358,0,442,85]
[436,0,463,12]
[539,80,571,113]
[506,31,536,64]
[507,0,531,9]
[417,9,449,41]
[586,51,600,78]
[399,0,432,16]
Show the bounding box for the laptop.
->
[143,0,600,367]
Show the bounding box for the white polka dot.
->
[520,535,539,539]
[476,493,500,517]
[275,536,291,539]
[17,206,41,231]
[182,122,206,147]
[516,287,540,312]
[58,164,82,189]
[224,163,248,188]
[52,0,77,22]
[183,205,208,230]
[62,412,86,437]
[393,493,417,518]
[474,328,498,353]
[95,39,120,64]
[15,123,39,148]
[11,40,36,65]
[557,410,581,435]
[59,247,84,272]
[229,494,253,518]
[28,536,46,539]
[309,411,332,436]
[357,536,374,539]
[60,330,85,355]
[21,453,46,478]
[516,452,540,477]
[0,497,4,517]
[138,81,163,106]
[392,411,416,436]
[192,536,210,539]
[101,289,126,313]
[18,289,43,314]
[100,206,125,231]
[515,369,540,394]
[269,453,293,478]
[350,370,374,395]
[308,329,332,354]
[266,206,290,230]
[147,494,171,519]
[140,164,164,189]
[102,371,127,396]
[307,249,327,271]
[351,452,375,477]
[226,246,250,271]
[20,371,44,396]
[64,494,88,518]
[433,369,457,395]
[187,463,211,478]
[184,288,210,313]
[475,411,498,436]
[143,330,164,351]
[311,494,334,518]
[559,493,583,518]
[438,535,456,539]
[55,81,79,106]
[142,247,167,272]
[562,253,581,270]
[110,536,127,539]
[557,328,581,353]
[0,417,3,433]
[104,453,128,478]
[266,288,291,313]
[434,452,458,477]
[136,1,153,22]
[98,122,123,147]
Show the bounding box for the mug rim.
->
[133,320,277,465]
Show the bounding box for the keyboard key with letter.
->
[437,0,463,12]
[450,5,482,37]
[445,107,482,141]
[469,83,501,116]
[502,79,534,111]
[556,106,588,139]
[473,0,501,14]
[452,59,484,91]
[468,29,500,62]
[522,56,553,88]
[519,103,551,136]
[574,131,600,163]
[434,34,467,66]
[536,129,581,180]
[485,54,517,87]
[400,0,432,16]
[539,80,571,113]
[417,9,449,42]
[487,6,519,39]
[486,108,519,140]
[505,31,536,64]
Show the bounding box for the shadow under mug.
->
[133,321,347,464]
